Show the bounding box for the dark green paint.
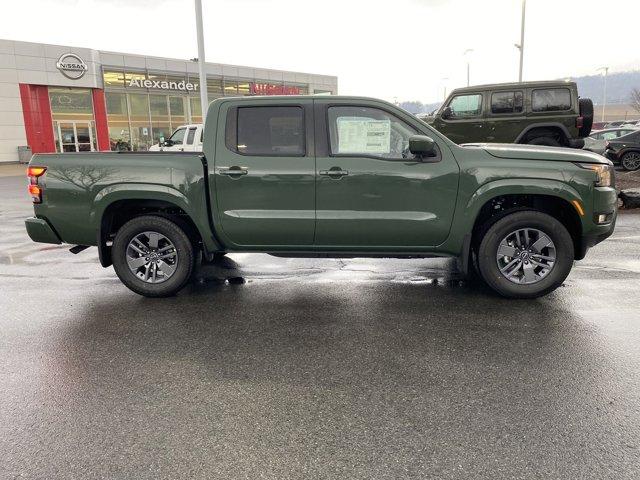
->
[26,95,616,262]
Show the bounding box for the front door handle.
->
[319,167,349,178]
[218,166,248,177]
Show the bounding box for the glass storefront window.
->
[238,81,251,96]
[129,93,151,151]
[103,70,125,88]
[207,77,223,98]
[105,91,131,151]
[149,95,171,145]
[49,88,94,121]
[169,96,187,128]
[224,80,238,96]
[190,97,202,124]
[125,70,146,87]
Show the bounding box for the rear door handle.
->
[319,168,349,178]
[218,166,248,176]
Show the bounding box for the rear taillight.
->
[27,166,46,203]
[576,116,584,129]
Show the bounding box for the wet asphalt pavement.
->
[1,171,639,479]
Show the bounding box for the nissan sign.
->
[56,53,88,80]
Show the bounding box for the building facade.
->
[0,39,338,163]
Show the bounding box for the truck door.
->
[314,101,459,248]
[213,99,315,247]
[433,92,485,144]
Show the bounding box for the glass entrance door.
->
[54,121,96,152]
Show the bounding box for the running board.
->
[69,245,90,254]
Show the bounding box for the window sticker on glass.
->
[337,117,390,154]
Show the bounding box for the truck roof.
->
[449,80,577,95]
[211,95,392,103]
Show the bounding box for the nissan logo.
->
[56,53,88,80]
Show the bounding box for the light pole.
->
[514,0,526,82]
[463,49,473,87]
[194,0,209,126]
[597,66,609,123]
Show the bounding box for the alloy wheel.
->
[622,152,640,171]
[495,228,556,285]
[126,231,178,283]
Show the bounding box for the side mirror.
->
[409,135,436,157]
[441,106,452,120]
[163,139,174,147]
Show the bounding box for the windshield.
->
[168,127,186,144]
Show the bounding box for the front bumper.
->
[25,217,62,244]
[575,186,617,259]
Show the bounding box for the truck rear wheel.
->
[476,211,574,299]
[112,215,195,297]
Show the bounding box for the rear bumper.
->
[25,217,62,244]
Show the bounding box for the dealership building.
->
[0,39,338,163]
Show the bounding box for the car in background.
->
[603,120,634,129]
[591,121,607,131]
[149,124,203,152]
[604,130,640,170]
[428,81,593,148]
[584,127,638,155]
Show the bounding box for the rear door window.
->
[448,94,482,118]
[531,88,571,112]
[231,106,305,156]
[491,91,523,114]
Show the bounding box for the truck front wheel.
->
[112,215,195,297]
[476,211,574,299]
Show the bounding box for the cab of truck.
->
[430,81,593,148]
[149,124,203,152]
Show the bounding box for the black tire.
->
[112,215,195,297]
[621,151,640,171]
[578,98,594,137]
[477,211,574,299]
[527,136,561,147]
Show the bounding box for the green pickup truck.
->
[25,96,617,299]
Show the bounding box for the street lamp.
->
[194,0,209,126]
[514,0,526,82]
[463,49,474,87]
[597,66,609,123]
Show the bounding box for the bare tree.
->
[630,88,640,114]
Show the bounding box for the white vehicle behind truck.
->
[149,124,203,152]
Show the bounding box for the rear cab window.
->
[186,127,197,145]
[531,88,571,112]
[226,106,305,156]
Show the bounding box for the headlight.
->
[576,163,614,187]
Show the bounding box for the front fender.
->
[91,183,220,253]
[465,178,583,219]
[439,177,586,259]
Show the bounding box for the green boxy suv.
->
[429,81,593,148]
[25,96,615,299]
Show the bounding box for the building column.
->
[92,89,110,151]
[18,84,55,154]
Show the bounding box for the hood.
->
[461,143,609,165]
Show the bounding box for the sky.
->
[3,0,640,104]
